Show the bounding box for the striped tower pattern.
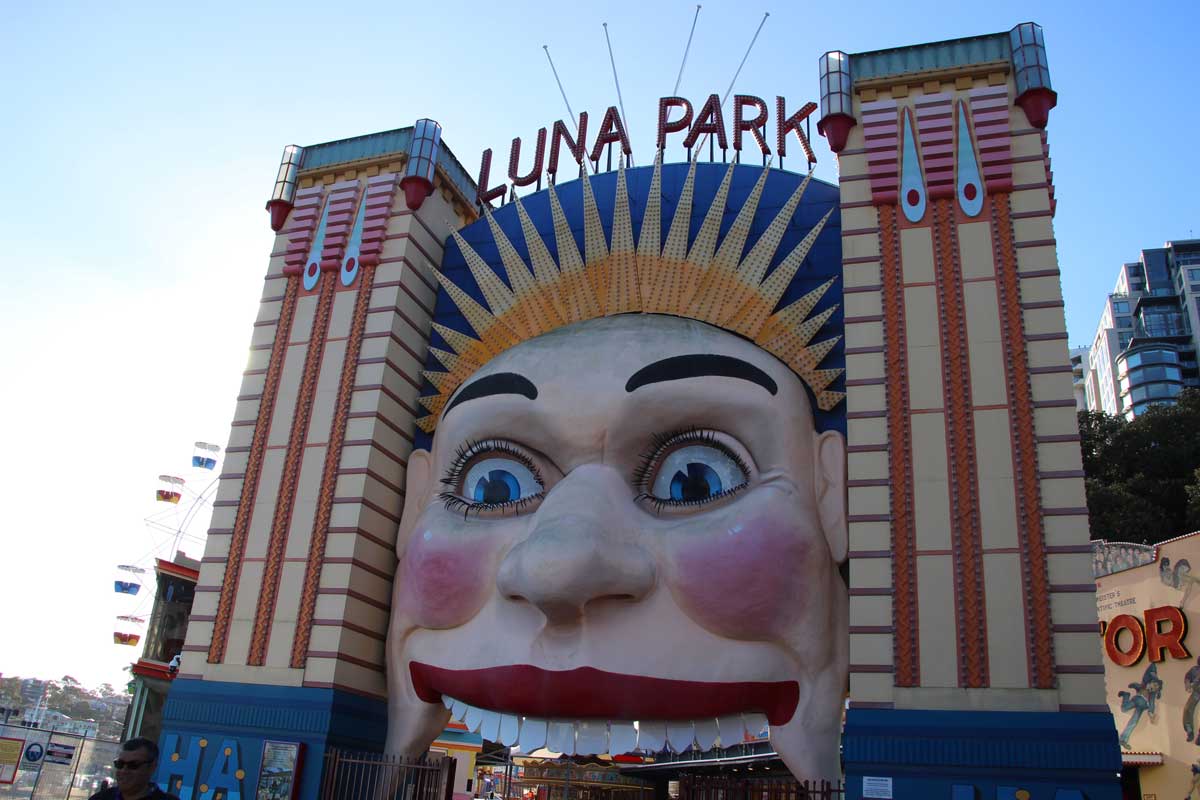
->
[968,86,1014,194]
[299,174,452,696]
[247,179,363,667]
[835,112,899,703]
[194,184,324,670]
[839,69,1104,712]
[914,93,954,200]
[179,159,475,699]
[860,98,899,205]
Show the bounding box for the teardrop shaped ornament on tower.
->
[341,190,367,286]
[304,195,332,291]
[899,108,927,223]
[955,101,984,217]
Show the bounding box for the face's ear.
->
[814,430,847,563]
[396,448,434,560]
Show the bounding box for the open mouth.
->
[410,662,797,755]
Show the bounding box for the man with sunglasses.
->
[90,738,179,800]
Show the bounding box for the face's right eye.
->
[462,458,542,504]
[439,439,546,517]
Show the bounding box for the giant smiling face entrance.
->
[156,23,1124,800]
[385,160,846,780]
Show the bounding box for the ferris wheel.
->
[112,441,222,647]
[145,441,222,558]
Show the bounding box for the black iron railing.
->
[679,773,844,800]
[319,749,453,800]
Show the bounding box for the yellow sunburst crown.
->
[417,152,842,433]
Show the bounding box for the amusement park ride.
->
[111,442,221,648]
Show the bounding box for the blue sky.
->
[1,0,1196,689]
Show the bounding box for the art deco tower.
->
[821,24,1120,798]
[157,123,482,799]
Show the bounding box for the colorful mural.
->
[1092,540,1157,578]
[1098,531,1200,798]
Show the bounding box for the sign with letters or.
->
[476,93,819,203]
[255,741,302,800]
[862,776,893,799]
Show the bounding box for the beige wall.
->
[842,69,1102,709]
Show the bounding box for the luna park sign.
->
[476,94,819,204]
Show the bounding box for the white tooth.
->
[743,712,769,740]
[547,721,576,755]
[715,714,745,747]
[608,722,637,755]
[666,721,694,752]
[480,709,501,741]
[499,714,521,746]
[575,721,608,755]
[441,695,455,710]
[451,699,468,722]
[693,719,719,750]
[464,704,484,733]
[637,721,667,752]
[519,717,547,751]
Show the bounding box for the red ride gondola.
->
[156,474,184,503]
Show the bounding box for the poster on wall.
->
[0,737,24,784]
[255,741,302,800]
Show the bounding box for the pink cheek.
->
[398,533,494,628]
[669,515,813,640]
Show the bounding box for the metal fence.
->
[319,749,453,800]
[0,724,122,800]
[679,774,844,800]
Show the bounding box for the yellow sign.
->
[0,736,25,785]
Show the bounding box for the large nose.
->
[497,464,655,626]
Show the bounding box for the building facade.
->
[1070,346,1089,411]
[154,21,1119,800]
[1085,241,1200,419]
[819,23,1115,797]
[125,554,200,744]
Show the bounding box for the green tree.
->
[1187,466,1200,532]
[45,675,96,720]
[0,677,22,714]
[1080,389,1200,544]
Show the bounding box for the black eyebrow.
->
[443,372,538,418]
[625,354,778,395]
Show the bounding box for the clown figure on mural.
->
[1117,662,1164,749]
[384,158,848,781]
[1184,656,1200,742]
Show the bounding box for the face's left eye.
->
[464,458,542,504]
[637,431,752,512]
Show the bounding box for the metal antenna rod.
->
[602,22,633,166]
[543,44,578,134]
[542,44,595,174]
[673,5,702,96]
[697,11,770,154]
